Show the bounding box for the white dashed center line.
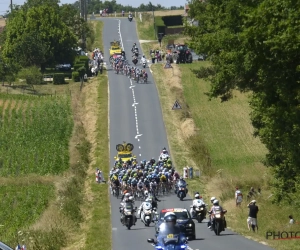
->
[117,19,142,157]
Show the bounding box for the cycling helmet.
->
[144,190,149,196]
[164,212,177,223]
[129,196,134,201]
[210,197,216,203]
[180,177,183,180]
[125,193,130,198]
[213,199,219,205]
[195,194,200,199]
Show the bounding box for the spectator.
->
[289,215,295,224]
[235,187,243,207]
[151,51,155,64]
[247,200,259,232]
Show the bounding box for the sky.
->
[0,0,187,14]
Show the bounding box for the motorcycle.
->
[147,236,188,250]
[139,201,155,226]
[128,15,133,22]
[190,203,207,223]
[176,181,188,201]
[132,58,138,66]
[210,209,227,235]
[120,203,137,230]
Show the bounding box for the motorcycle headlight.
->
[186,223,192,227]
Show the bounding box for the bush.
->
[72,71,80,82]
[53,73,65,85]
[74,63,85,71]
[18,66,43,86]
[74,55,89,71]
[78,66,86,78]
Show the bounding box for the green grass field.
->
[0,94,73,176]
[0,184,55,245]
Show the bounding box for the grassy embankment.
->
[136,14,300,250]
[0,21,110,250]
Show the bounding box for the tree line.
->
[0,0,94,83]
[79,0,183,14]
[186,0,300,206]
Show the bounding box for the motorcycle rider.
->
[132,42,136,52]
[132,56,138,66]
[155,212,186,243]
[137,192,157,221]
[120,196,137,225]
[159,147,169,160]
[144,190,161,210]
[175,177,187,194]
[208,199,227,230]
[141,55,147,65]
[207,196,216,228]
[190,193,206,218]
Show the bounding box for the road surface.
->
[100,17,273,250]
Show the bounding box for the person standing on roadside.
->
[247,200,259,232]
[235,187,243,207]
[151,51,155,64]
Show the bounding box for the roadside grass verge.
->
[136,13,156,40]
[149,62,300,250]
[82,21,111,250]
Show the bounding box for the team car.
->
[114,142,136,162]
[109,41,122,56]
[155,208,196,240]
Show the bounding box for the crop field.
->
[0,184,55,244]
[0,93,73,176]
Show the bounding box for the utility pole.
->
[10,0,13,13]
[84,0,87,21]
[152,7,156,39]
[80,0,84,18]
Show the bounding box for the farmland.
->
[143,10,185,16]
[0,94,73,176]
[0,184,54,243]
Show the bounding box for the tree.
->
[2,5,77,70]
[11,30,48,67]
[59,3,94,47]
[186,0,300,204]
[22,0,60,11]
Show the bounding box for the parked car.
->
[55,63,72,71]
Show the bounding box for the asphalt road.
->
[100,17,273,250]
